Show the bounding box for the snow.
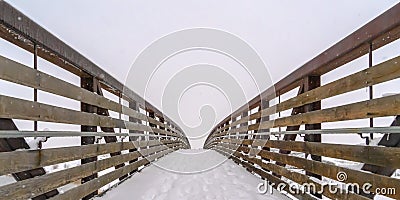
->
[152,149,227,173]
[99,149,289,200]
[27,137,48,150]
[0,175,15,187]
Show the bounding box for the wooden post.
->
[118,94,122,134]
[368,42,374,140]
[278,85,305,148]
[240,111,248,139]
[80,76,98,200]
[95,83,126,180]
[231,118,238,139]
[33,43,38,132]
[230,117,236,139]
[129,101,140,175]
[149,111,156,140]
[274,85,305,177]
[258,99,270,139]
[278,94,281,133]
[259,99,271,165]
[224,121,229,133]
[159,117,165,140]
[166,121,170,133]
[170,124,175,142]
[304,75,322,198]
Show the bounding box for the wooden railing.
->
[205,3,400,200]
[0,2,189,200]
[0,138,182,200]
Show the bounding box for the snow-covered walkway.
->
[99,149,289,200]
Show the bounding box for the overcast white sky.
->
[1,0,400,148]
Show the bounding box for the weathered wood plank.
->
[0,2,183,134]
[0,55,178,134]
[0,95,179,137]
[211,4,400,133]
[50,146,179,200]
[95,79,127,181]
[214,145,368,200]
[0,140,178,175]
[218,141,400,199]
[0,143,180,200]
[226,138,400,169]
[0,118,59,199]
[212,146,317,200]
[80,76,98,200]
[214,94,400,136]
[214,56,400,134]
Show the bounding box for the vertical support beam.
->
[118,94,122,134]
[129,101,140,175]
[358,42,374,145]
[250,100,271,173]
[274,85,305,177]
[223,121,229,141]
[80,76,98,200]
[258,99,270,139]
[166,121,171,133]
[304,75,322,198]
[240,111,248,139]
[230,115,239,139]
[159,117,164,130]
[148,111,156,140]
[159,117,165,140]
[278,93,281,133]
[171,124,175,137]
[260,99,271,164]
[95,83,126,180]
[279,85,305,150]
[232,117,239,139]
[33,43,38,132]
[369,42,374,140]
[166,121,173,142]
[230,117,236,139]
[215,125,220,140]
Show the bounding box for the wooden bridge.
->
[1,1,400,199]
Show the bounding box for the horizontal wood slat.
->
[213,146,318,200]
[215,141,400,199]
[223,139,400,169]
[0,55,180,135]
[204,5,400,200]
[0,140,179,175]
[215,94,400,136]
[215,56,400,134]
[0,95,178,137]
[211,3,400,133]
[0,143,180,200]
[213,145,369,200]
[50,147,179,200]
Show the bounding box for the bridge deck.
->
[99,149,289,200]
